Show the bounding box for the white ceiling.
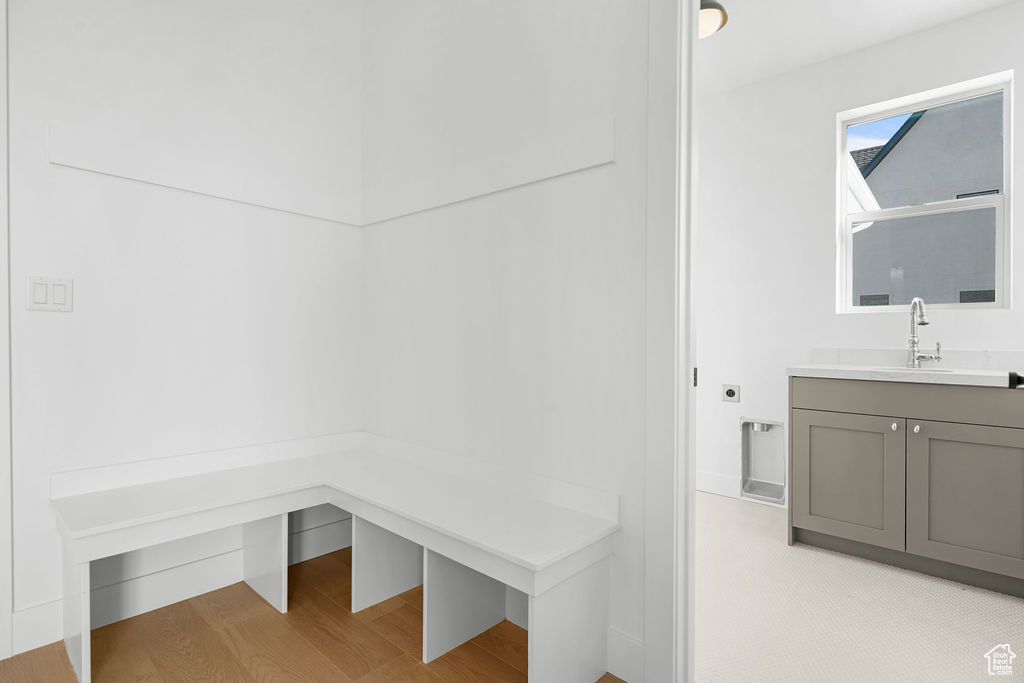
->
[696,0,1020,94]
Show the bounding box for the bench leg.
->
[242,513,288,612]
[62,557,90,683]
[351,516,423,612]
[528,558,610,683]
[422,549,504,663]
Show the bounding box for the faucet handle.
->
[935,342,942,361]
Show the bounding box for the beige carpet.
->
[696,491,1024,682]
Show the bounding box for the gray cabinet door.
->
[907,420,1024,579]
[791,409,906,550]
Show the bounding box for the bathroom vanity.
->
[787,365,1024,596]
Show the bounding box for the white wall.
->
[361,0,650,674]
[694,0,1024,495]
[4,2,678,675]
[9,0,364,650]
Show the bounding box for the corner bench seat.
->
[52,449,619,683]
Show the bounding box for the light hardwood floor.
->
[0,548,626,682]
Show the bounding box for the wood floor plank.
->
[284,575,402,679]
[129,600,257,683]
[0,643,77,683]
[367,601,423,659]
[92,618,166,682]
[426,641,528,683]
[353,593,410,623]
[220,611,353,682]
[91,650,164,683]
[401,585,423,609]
[355,653,446,682]
[189,582,277,632]
[288,551,352,611]
[469,620,528,673]
[0,551,628,683]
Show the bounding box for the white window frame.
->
[836,71,1014,314]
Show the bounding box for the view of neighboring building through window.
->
[841,83,1008,309]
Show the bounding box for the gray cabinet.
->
[789,377,1024,597]
[791,409,905,550]
[907,420,1024,579]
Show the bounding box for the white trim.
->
[91,549,241,629]
[50,432,366,498]
[840,71,1013,126]
[696,470,739,499]
[504,586,528,630]
[679,2,697,681]
[287,518,352,565]
[836,71,1014,314]
[645,0,691,680]
[848,193,1002,223]
[12,600,61,656]
[0,0,11,660]
[16,549,245,649]
[607,626,645,682]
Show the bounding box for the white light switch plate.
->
[26,277,73,312]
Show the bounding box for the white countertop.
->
[787,363,1016,388]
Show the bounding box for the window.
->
[837,73,1012,312]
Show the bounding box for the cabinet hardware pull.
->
[891,422,898,431]
[914,425,921,434]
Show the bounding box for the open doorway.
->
[692,1,1024,680]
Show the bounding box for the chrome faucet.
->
[907,297,941,368]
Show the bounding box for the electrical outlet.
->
[722,384,740,402]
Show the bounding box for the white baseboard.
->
[696,470,740,499]
[505,586,528,629]
[91,550,242,629]
[12,600,61,655]
[91,527,241,590]
[288,518,352,565]
[607,626,644,682]
[14,536,245,654]
[89,517,350,630]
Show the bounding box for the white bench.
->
[52,447,619,683]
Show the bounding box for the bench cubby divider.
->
[242,513,289,613]
[62,556,90,683]
[351,516,423,612]
[423,549,507,662]
[528,556,610,683]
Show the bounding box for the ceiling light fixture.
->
[699,0,728,39]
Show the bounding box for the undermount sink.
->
[872,366,955,373]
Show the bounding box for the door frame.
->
[1,0,13,659]
[644,0,694,680]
